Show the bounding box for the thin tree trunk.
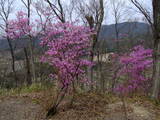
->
[99,62,105,93]
[24,48,32,86]
[121,96,128,120]
[7,36,17,86]
[28,36,36,82]
[115,22,119,52]
[69,81,76,107]
[88,51,94,90]
[97,52,105,93]
[27,0,36,83]
[85,0,104,91]
[46,87,68,118]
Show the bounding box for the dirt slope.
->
[0,93,159,120]
[0,97,43,120]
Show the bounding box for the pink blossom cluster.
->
[7,11,33,39]
[40,22,94,88]
[115,45,153,95]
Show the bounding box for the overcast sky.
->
[7,0,153,25]
[106,0,152,24]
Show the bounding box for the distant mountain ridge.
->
[0,22,151,51]
[99,22,151,40]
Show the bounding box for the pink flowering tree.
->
[114,45,153,96]
[7,11,35,86]
[7,11,33,39]
[40,22,94,117]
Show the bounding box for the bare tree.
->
[34,0,54,33]
[0,0,18,86]
[45,0,65,23]
[76,0,104,90]
[110,0,125,52]
[21,0,36,85]
[64,0,76,22]
[131,0,153,29]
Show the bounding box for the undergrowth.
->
[0,83,53,96]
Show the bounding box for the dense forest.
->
[0,0,159,120]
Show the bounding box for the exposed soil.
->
[49,94,159,120]
[0,93,159,120]
[106,102,156,120]
[0,96,43,120]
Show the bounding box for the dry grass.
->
[0,85,160,120]
[48,93,110,120]
[36,92,160,120]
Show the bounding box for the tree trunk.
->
[85,0,104,91]
[97,52,105,93]
[151,0,160,100]
[152,43,160,99]
[27,0,36,83]
[28,36,36,83]
[88,50,94,90]
[7,37,17,86]
[100,63,105,93]
[121,96,128,120]
[24,48,32,86]
[46,87,67,118]
[115,22,119,52]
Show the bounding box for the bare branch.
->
[45,0,65,23]
[21,0,28,8]
[130,0,153,29]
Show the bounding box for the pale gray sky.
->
[106,0,152,24]
[6,0,153,25]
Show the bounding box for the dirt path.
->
[0,97,43,120]
[106,102,156,120]
[0,94,158,120]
